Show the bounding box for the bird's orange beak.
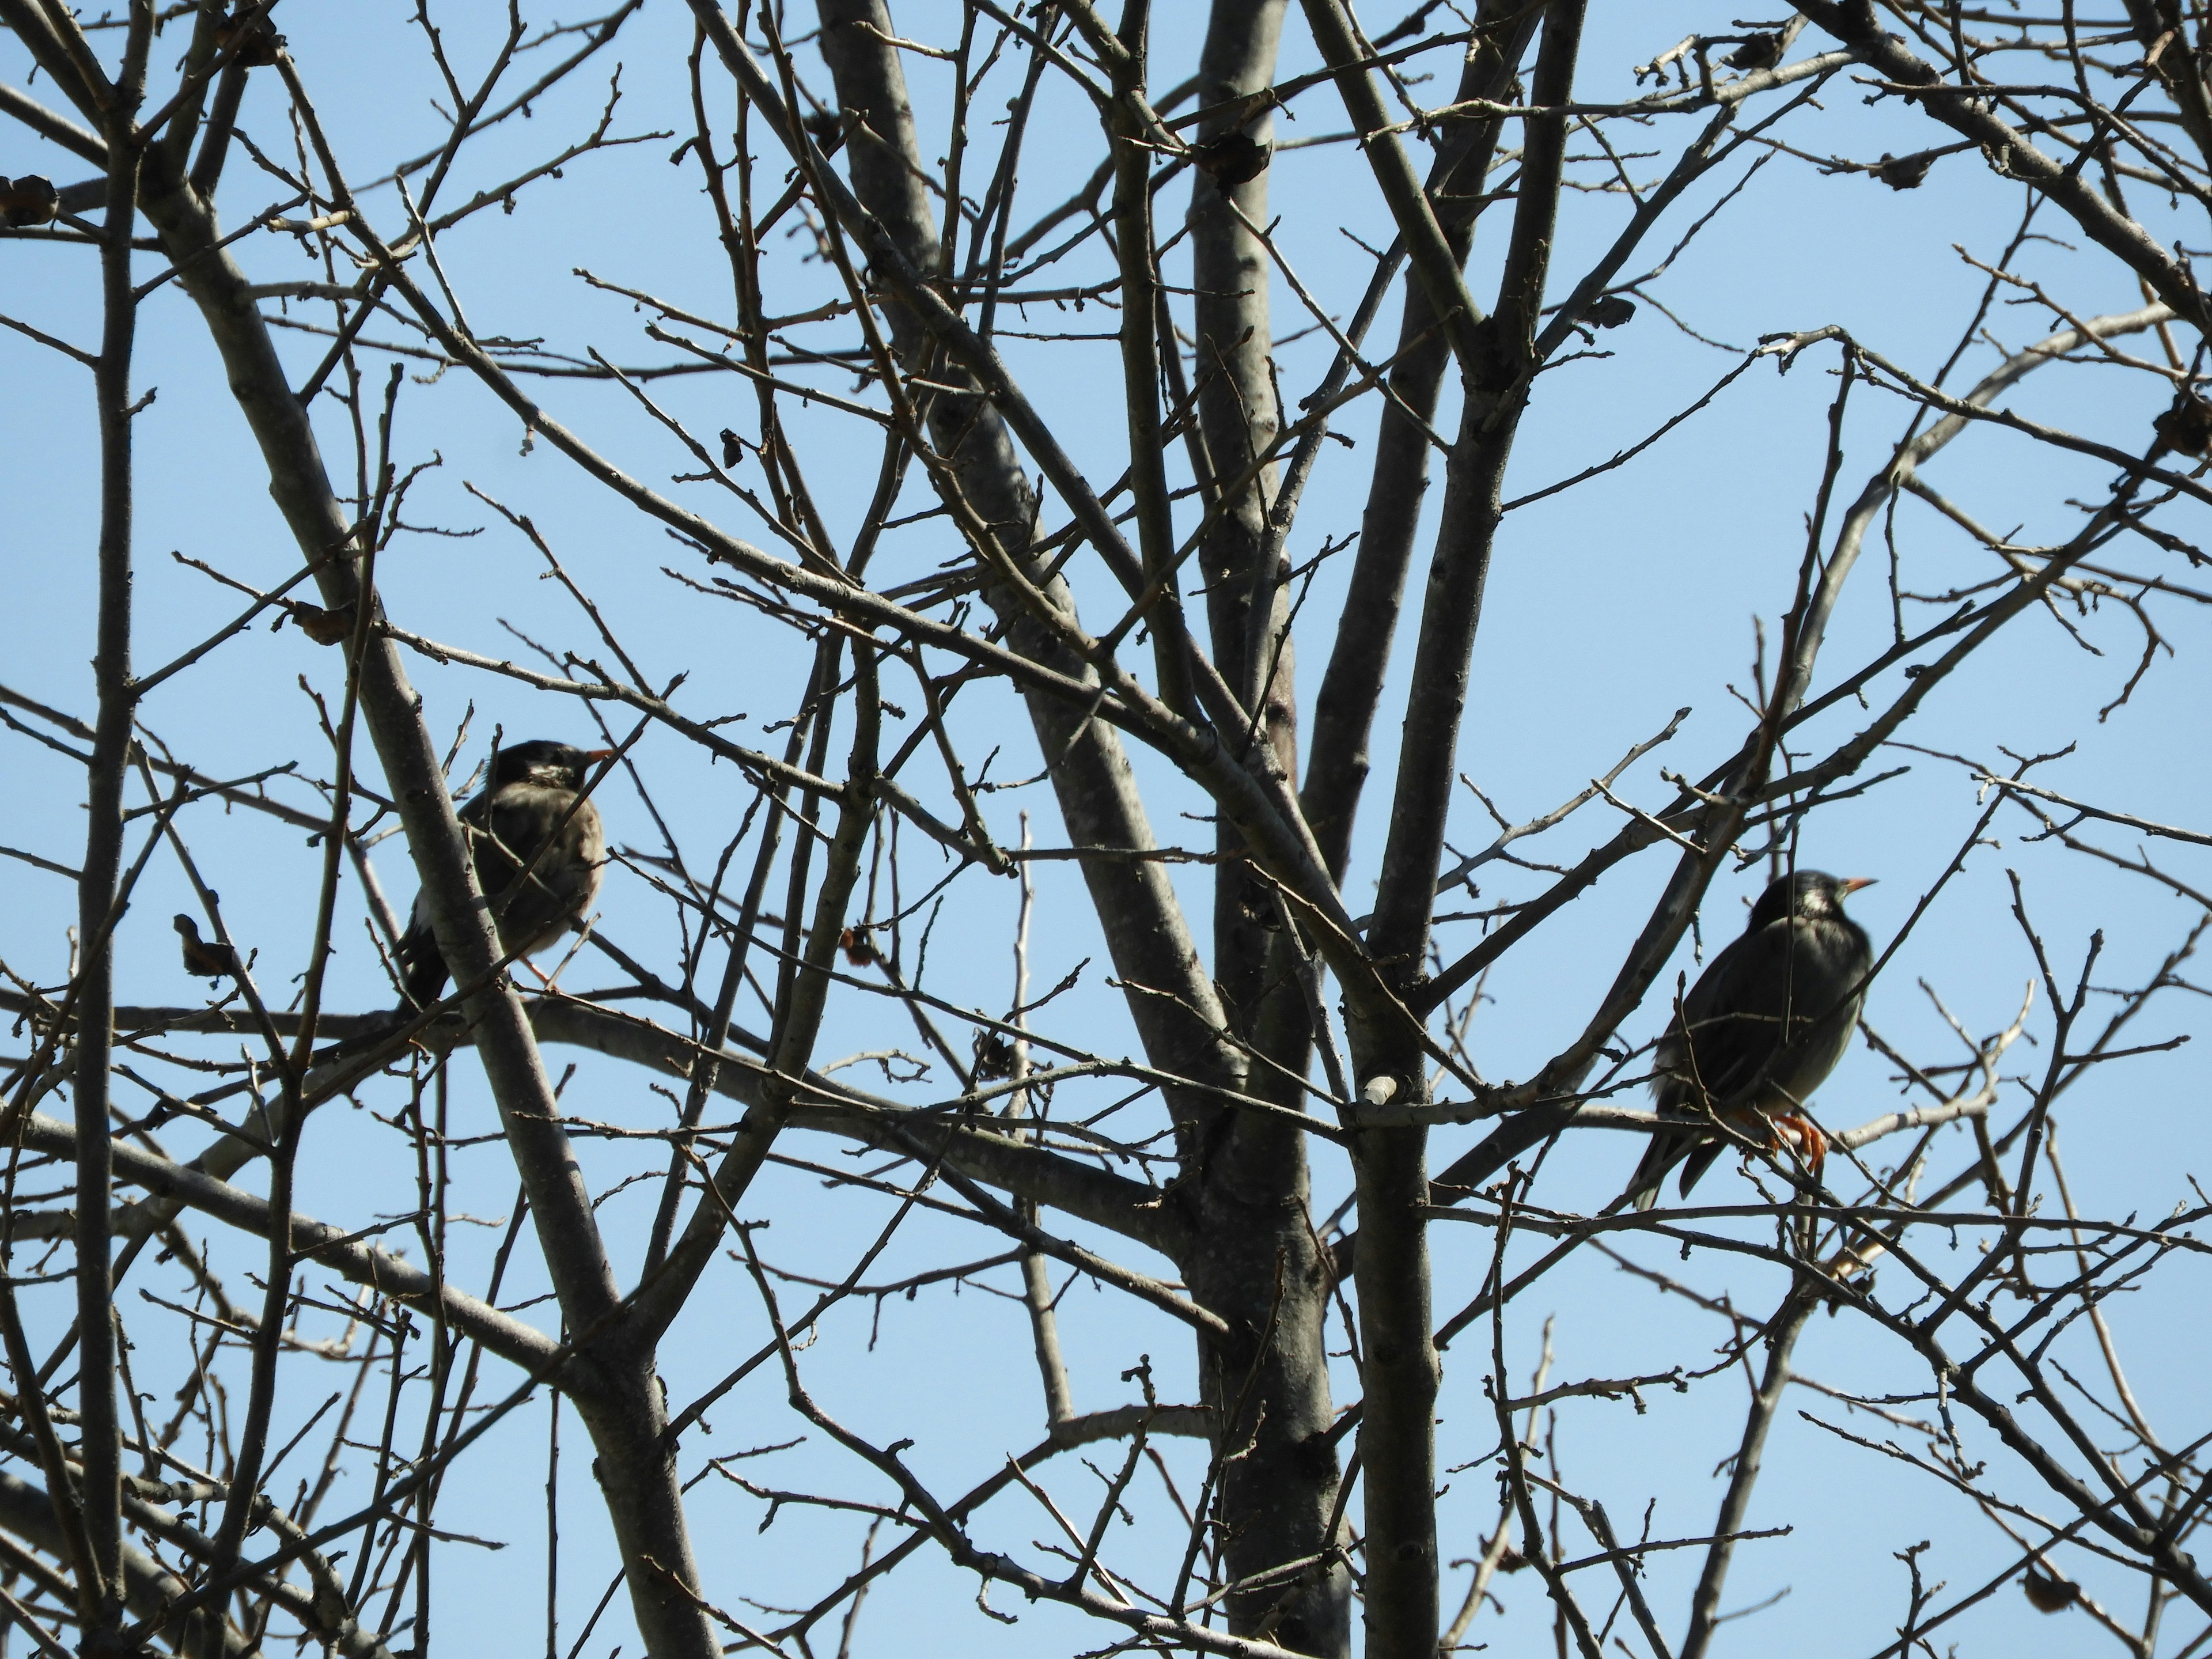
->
[584,748,618,763]
[1839,876,1877,893]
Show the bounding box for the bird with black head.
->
[394,740,613,1012]
[1626,869,1875,1209]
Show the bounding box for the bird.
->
[2021,1562,2080,1613]
[1626,869,1875,1209]
[281,600,356,645]
[1585,293,1637,329]
[0,175,57,229]
[1872,150,1940,191]
[1188,130,1271,189]
[173,914,240,982]
[1724,32,1785,71]
[2153,388,2212,457]
[393,740,612,1012]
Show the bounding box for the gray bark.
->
[0,1469,248,1659]
[1303,5,1586,1651]
[72,94,141,1647]
[1302,0,1539,882]
[1177,5,1350,1654]
[811,6,1346,1647]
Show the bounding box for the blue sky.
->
[4,3,2210,1656]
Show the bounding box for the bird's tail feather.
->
[1625,1133,1677,1211]
[394,930,450,1015]
[1674,1140,1725,1200]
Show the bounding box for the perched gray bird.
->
[395,740,612,1012]
[1627,869,1874,1209]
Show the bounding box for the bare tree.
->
[3,2,2210,1657]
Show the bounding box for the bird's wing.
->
[1761,916,1872,1105]
[1653,931,1737,1087]
[395,788,502,1010]
[482,789,593,888]
[1636,933,1747,1203]
[1639,920,1800,1202]
[476,785,603,959]
[1665,918,1822,1110]
[1652,930,1763,1113]
[467,782,525,861]
[394,884,445,1010]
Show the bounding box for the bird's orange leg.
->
[1770,1113,1827,1181]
